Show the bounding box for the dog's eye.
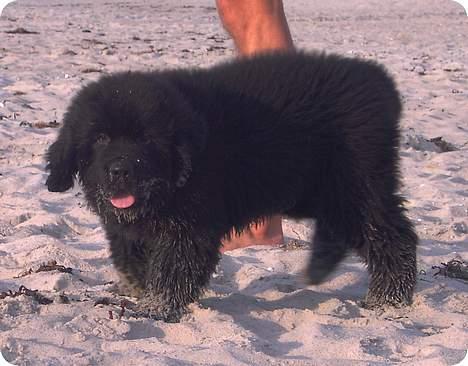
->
[96,133,110,145]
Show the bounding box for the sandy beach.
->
[0,0,467,365]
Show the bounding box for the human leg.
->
[216,0,293,251]
[216,0,293,56]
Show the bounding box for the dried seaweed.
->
[19,120,60,129]
[15,260,73,278]
[33,121,60,129]
[281,239,308,251]
[433,259,468,280]
[96,298,133,319]
[0,285,52,304]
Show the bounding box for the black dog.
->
[46,51,418,322]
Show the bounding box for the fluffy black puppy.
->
[46,51,418,322]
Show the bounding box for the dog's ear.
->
[45,122,78,192]
[174,120,207,188]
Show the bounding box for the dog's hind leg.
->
[358,194,418,308]
[302,164,365,285]
[306,221,349,285]
[303,171,417,307]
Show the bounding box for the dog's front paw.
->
[134,296,185,323]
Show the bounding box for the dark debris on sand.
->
[0,285,53,305]
[428,137,458,153]
[19,120,60,129]
[5,27,39,35]
[95,298,134,320]
[433,259,468,281]
[15,260,73,278]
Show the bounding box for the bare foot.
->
[221,215,284,253]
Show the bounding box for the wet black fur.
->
[46,51,418,322]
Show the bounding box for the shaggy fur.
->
[46,51,418,322]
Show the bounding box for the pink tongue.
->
[110,195,135,209]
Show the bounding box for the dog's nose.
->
[109,160,130,181]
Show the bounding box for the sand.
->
[0,0,467,365]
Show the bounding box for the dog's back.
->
[168,52,403,222]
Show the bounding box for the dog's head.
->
[46,72,207,223]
